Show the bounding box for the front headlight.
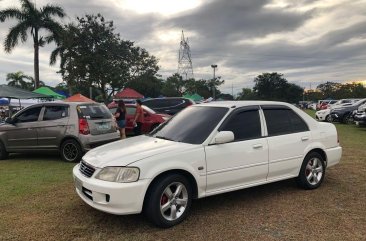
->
[95,167,140,183]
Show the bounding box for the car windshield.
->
[150,106,229,144]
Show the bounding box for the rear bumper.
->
[79,131,120,151]
[325,146,342,168]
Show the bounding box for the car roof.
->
[195,101,296,108]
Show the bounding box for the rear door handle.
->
[301,136,309,141]
[252,144,263,149]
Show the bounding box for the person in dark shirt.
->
[115,100,127,139]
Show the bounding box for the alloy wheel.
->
[305,157,324,185]
[160,182,188,221]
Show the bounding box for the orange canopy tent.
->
[114,88,143,99]
[64,93,95,102]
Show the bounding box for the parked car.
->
[315,99,357,122]
[109,104,170,134]
[354,103,366,126]
[0,102,120,162]
[141,97,195,115]
[316,100,330,110]
[330,98,366,123]
[73,101,342,227]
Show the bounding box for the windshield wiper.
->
[155,135,174,141]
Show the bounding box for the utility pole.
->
[211,64,217,99]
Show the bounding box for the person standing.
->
[133,99,144,136]
[115,100,127,139]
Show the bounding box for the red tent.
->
[64,93,95,102]
[114,88,143,99]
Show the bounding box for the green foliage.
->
[252,72,303,103]
[236,88,257,100]
[52,14,159,102]
[0,0,65,89]
[160,73,224,98]
[315,81,366,99]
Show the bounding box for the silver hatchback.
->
[0,102,120,162]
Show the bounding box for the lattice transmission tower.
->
[178,30,194,80]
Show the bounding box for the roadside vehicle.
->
[354,103,366,126]
[109,104,170,134]
[319,100,334,110]
[141,97,195,115]
[316,100,329,110]
[315,99,357,122]
[73,101,342,227]
[330,98,366,124]
[0,102,120,162]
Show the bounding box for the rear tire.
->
[60,139,83,162]
[144,174,192,228]
[0,141,9,160]
[296,152,325,190]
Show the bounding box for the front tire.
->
[296,152,325,190]
[325,115,332,122]
[60,139,83,162]
[144,174,192,228]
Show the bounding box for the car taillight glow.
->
[79,118,90,135]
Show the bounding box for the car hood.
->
[82,135,195,168]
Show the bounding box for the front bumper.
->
[315,112,328,121]
[73,164,150,215]
[354,113,366,125]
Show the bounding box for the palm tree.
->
[0,0,65,90]
[6,71,32,89]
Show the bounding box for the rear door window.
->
[77,104,112,120]
[263,107,309,136]
[43,106,68,121]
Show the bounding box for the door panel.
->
[267,132,310,180]
[205,138,269,193]
[6,123,38,150]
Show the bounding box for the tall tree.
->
[52,14,159,102]
[6,71,32,89]
[253,72,303,102]
[0,0,65,89]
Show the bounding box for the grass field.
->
[0,110,365,241]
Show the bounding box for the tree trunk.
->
[33,30,40,90]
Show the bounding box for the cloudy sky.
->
[0,0,366,95]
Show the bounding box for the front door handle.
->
[252,144,263,149]
[301,136,309,141]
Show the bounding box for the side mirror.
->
[212,131,234,144]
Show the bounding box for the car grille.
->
[79,161,95,178]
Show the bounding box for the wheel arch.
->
[143,169,199,208]
[305,148,327,167]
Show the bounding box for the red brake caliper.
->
[161,194,168,205]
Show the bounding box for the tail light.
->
[79,118,90,135]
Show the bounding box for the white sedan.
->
[73,101,342,227]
